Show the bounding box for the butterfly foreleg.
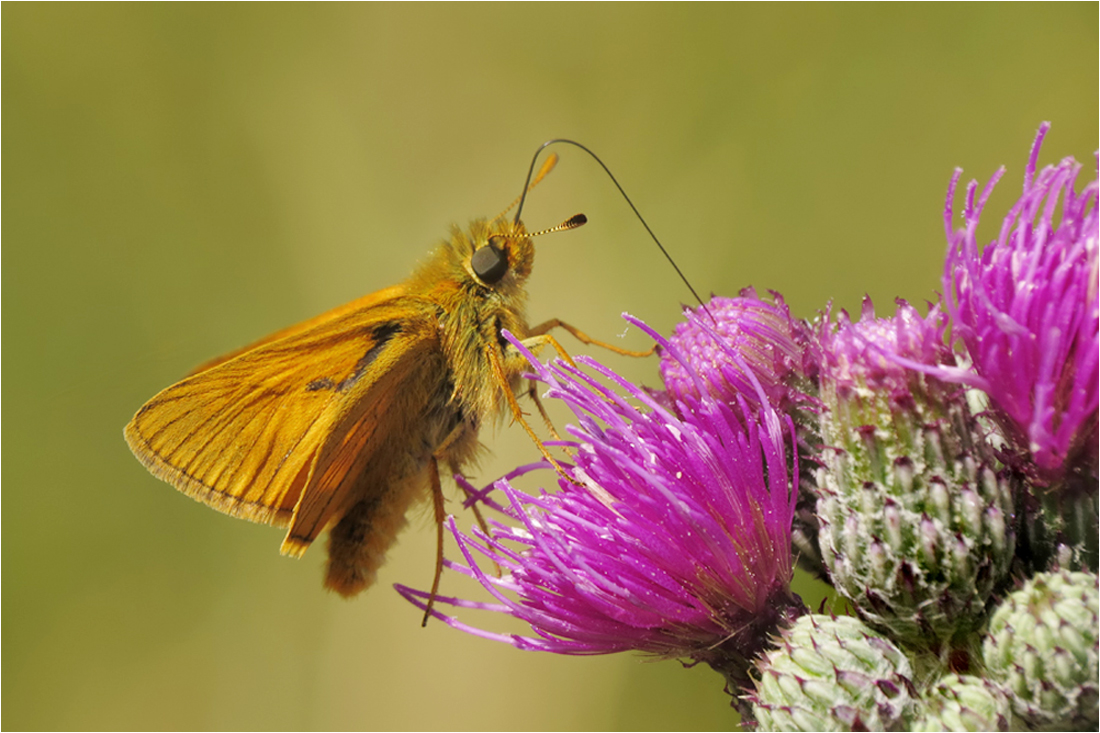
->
[487,342,579,485]
[517,331,576,369]
[525,380,562,442]
[527,318,655,358]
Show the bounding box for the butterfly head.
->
[468,217,535,290]
[459,213,586,296]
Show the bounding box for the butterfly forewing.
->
[124,287,437,544]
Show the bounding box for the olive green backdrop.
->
[4,4,1097,730]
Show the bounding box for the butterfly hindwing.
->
[281,316,450,555]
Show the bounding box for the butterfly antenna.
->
[513,139,711,316]
[495,153,559,221]
[528,213,587,238]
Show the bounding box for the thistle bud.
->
[814,299,1016,648]
[750,614,919,731]
[911,673,1011,732]
[983,569,1099,729]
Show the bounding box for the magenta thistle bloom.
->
[398,318,803,687]
[817,297,956,405]
[659,290,826,580]
[942,122,1098,488]
[660,288,816,412]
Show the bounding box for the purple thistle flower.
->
[817,297,956,406]
[942,122,1098,488]
[659,290,827,581]
[398,317,803,689]
[660,288,816,412]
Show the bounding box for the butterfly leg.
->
[421,456,446,627]
[487,344,579,485]
[518,332,588,447]
[444,455,504,581]
[446,460,495,552]
[421,428,499,625]
[518,331,577,368]
[432,425,494,543]
[528,318,656,357]
[526,380,563,442]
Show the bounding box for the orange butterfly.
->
[125,152,648,601]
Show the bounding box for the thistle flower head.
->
[661,289,815,412]
[816,297,955,408]
[942,122,1099,488]
[814,298,1015,647]
[660,291,831,582]
[399,318,803,687]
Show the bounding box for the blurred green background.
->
[4,4,1096,730]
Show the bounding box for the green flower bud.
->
[983,570,1099,730]
[815,301,1016,648]
[750,614,919,731]
[911,673,1011,731]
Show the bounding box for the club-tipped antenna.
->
[528,213,587,238]
[513,139,708,312]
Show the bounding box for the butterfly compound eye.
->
[471,238,508,284]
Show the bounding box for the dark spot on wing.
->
[337,323,403,392]
[302,322,403,394]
